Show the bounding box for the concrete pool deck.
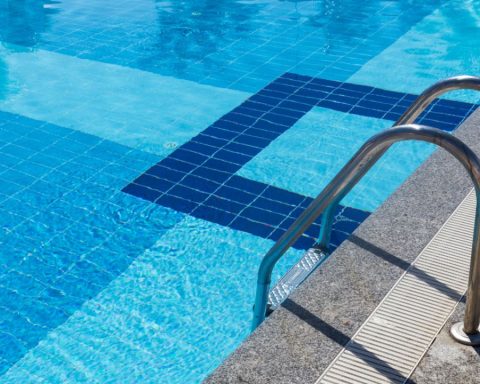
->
[205,108,480,383]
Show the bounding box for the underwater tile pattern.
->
[0,45,249,157]
[0,0,443,91]
[0,0,479,382]
[0,111,185,373]
[0,215,306,384]
[124,72,478,248]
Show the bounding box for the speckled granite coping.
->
[205,108,480,384]
[410,301,480,384]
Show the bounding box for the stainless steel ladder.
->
[252,76,480,346]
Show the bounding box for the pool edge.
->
[204,108,480,384]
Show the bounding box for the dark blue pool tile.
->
[350,106,387,119]
[309,76,341,88]
[428,121,456,132]
[202,126,239,141]
[233,106,266,119]
[180,175,220,194]
[146,165,185,182]
[132,174,174,193]
[278,216,296,231]
[157,194,197,214]
[193,133,229,148]
[286,94,319,107]
[277,100,313,113]
[169,184,209,204]
[248,93,283,107]
[122,183,163,202]
[281,72,312,83]
[223,142,263,157]
[300,222,320,239]
[191,167,231,183]
[339,81,374,94]
[213,119,249,133]
[222,111,258,127]
[191,205,235,227]
[363,92,401,104]
[251,118,291,133]
[182,141,218,157]
[261,112,300,127]
[233,133,272,148]
[266,227,285,242]
[383,112,403,121]
[239,100,273,113]
[324,93,360,105]
[251,196,295,216]
[357,99,392,112]
[257,89,292,101]
[264,82,301,95]
[202,195,245,215]
[295,87,330,101]
[160,157,198,173]
[317,99,353,113]
[241,206,286,227]
[215,185,257,205]
[292,235,316,250]
[262,186,305,206]
[203,158,241,173]
[436,99,475,113]
[333,218,364,234]
[243,127,279,140]
[341,206,370,223]
[230,216,274,238]
[269,107,307,119]
[226,175,267,195]
[213,149,252,165]
[171,148,209,165]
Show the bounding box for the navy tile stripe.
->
[124,173,368,250]
[267,73,478,131]
[123,73,478,250]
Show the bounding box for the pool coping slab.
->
[409,300,480,384]
[204,108,480,384]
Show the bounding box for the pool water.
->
[0,0,479,382]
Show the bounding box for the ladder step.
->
[268,247,329,311]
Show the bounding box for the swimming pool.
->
[0,0,479,382]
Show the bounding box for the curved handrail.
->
[252,125,480,335]
[317,75,480,250]
[396,75,480,126]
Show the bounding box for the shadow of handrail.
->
[349,234,464,302]
[282,298,412,383]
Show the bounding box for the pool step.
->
[268,247,329,311]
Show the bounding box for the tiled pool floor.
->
[0,71,477,381]
[0,0,479,382]
[0,0,442,92]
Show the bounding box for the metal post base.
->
[450,322,480,346]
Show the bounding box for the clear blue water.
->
[0,0,479,383]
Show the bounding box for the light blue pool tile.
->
[238,107,435,212]
[0,215,303,384]
[0,112,195,373]
[349,1,480,103]
[0,46,249,157]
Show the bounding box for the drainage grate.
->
[317,190,475,384]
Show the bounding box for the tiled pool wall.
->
[0,0,479,382]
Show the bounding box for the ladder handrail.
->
[317,75,480,250]
[252,125,480,337]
